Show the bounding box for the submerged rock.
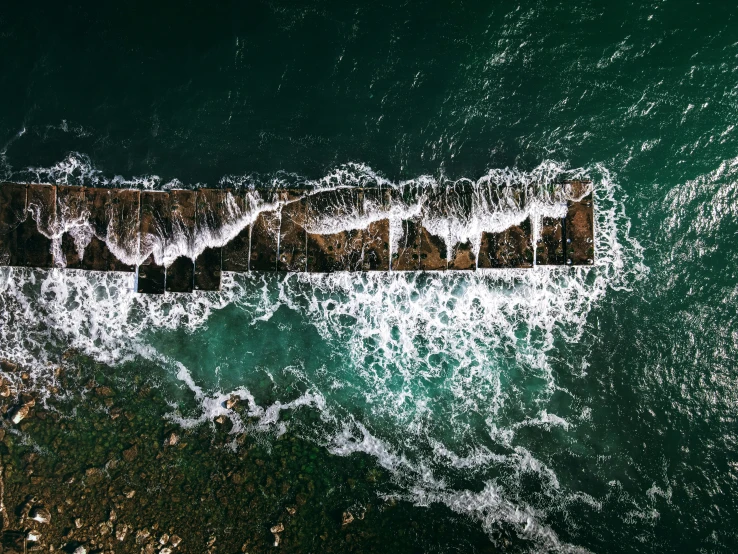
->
[29,506,51,524]
[115,523,129,541]
[0,359,18,373]
[11,403,30,424]
[95,386,114,397]
[84,467,104,484]
[122,444,138,462]
[170,534,182,547]
[136,527,151,544]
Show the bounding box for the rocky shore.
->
[0,356,504,553]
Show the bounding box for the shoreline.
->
[0,354,506,553]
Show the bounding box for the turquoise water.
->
[1,1,738,552]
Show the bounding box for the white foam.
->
[0,159,645,553]
[7,156,595,271]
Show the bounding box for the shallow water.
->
[1,1,737,552]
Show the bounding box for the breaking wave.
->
[0,156,645,552]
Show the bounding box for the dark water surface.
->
[1,1,737,553]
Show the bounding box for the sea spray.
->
[0,159,643,552]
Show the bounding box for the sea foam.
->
[0,157,644,552]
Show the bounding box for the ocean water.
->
[0,1,737,553]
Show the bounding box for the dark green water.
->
[1,1,737,553]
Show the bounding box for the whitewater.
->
[0,154,644,552]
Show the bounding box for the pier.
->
[0,181,594,294]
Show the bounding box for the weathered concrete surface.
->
[566,193,594,265]
[478,218,533,269]
[0,182,594,293]
[107,189,140,269]
[306,188,363,272]
[195,189,229,236]
[137,191,169,294]
[448,240,475,270]
[389,187,422,271]
[418,226,447,271]
[360,188,390,271]
[537,217,565,265]
[221,191,251,273]
[444,184,476,271]
[194,247,222,291]
[137,255,165,294]
[392,218,421,271]
[0,184,55,268]
[278,191,307,272]
[0,183,28,266]
[166,190,196,293]
[25,185,56,268]
[416,188,448,271]
[56,185,87,268]
[194,189,230,287]
[249,209,280,271]
[167,256,195,293]
[82,188,138,272]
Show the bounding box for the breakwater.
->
[0,181,593,294]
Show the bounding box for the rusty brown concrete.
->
[20,185,55,268]
[79,188,137,272]
[478,218,533,269]
[306,188,363,272]
[0,184,55,268]
[418,227,447,271]
[565,193,594,265]
[0,183,595,293]
[392,218,421,271]
[537,217,565,265]
[137,191,169,294]
[165,190,196,293]
[221,190,252,273]
[358,188,390,271]
[0,183,28,266]
[278,191,307,272]
[56,185,87,268]
[249,209,279,271]
[416,188,447,271]
[443,184,476,271]
[448,241,476,270]
[194,247,222,291]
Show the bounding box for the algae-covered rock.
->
[30,506,51,524]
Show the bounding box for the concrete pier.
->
[0,181,594,293]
